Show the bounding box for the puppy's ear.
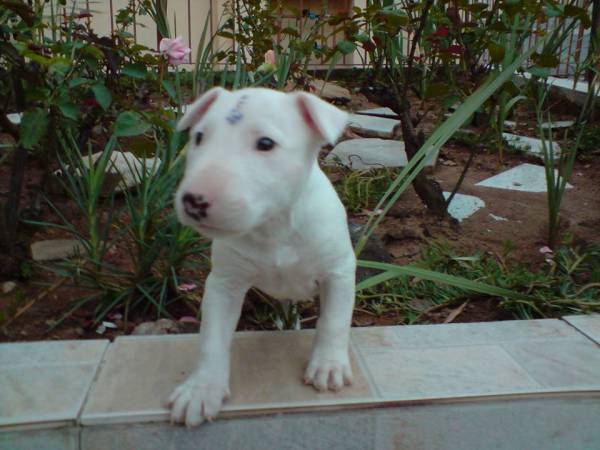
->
[176,87,226,131]
[293,92,349,145]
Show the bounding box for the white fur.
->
[169,87,356,427]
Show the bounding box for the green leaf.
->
[122,63,148,79]
[354,33,370,43]
[92,83,112,111]
[59,103,79,120]
[161,79,178,101]
[69,77,89,88]
[20,108,48,149]
[356,260,526,299]
[379,10,409,27]
[113,111,151,137]
[527,66,550,78]
[336,40,357,55]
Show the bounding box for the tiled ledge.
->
[1,317,600,445]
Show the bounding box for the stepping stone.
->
[30,239,85,262]
[71,152,162,194]
[475,163,573,193]
[326,138,438,170]
[348,114,400,138]
[86,152,161,192]
[309,79,351,102]
[6,113,21,125]
[503,133,561,160]
[443,192,485,222]
[540,120,575,130]
[356,107,398,117]
[2,281,16,294]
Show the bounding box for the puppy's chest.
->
[252,244,321,300]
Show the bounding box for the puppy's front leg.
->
[305,271,355,391]
[169,273,247,427]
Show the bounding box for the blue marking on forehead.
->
[226,94,248,125]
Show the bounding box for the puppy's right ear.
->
[176,87,226,131]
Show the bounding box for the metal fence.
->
[56,0,591,77]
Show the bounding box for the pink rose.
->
[264,49,275,66]
[159,36,191,65]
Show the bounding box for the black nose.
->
[182,193,210,220]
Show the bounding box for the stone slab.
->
[347,115,400,138]
[503,132,562,160]
[541,120,575,130]
[443,192,485,222]
[6,113,22,125]
[0,340,108,428]
[81,331,374,425]
[475,163,573,193]
[563,315,600,345]
[356,107,397,117]
[30,239,85,262]
[326,138,436,170]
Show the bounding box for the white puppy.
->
[169,87,356,427]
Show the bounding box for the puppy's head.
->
[174,87,348,239]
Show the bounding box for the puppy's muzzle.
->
[182,193,211,221]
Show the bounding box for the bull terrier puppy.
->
[169,87,355,426]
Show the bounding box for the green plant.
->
[29,119,208,327]
[533,81,582,249]
[356,241,600,323]
[334,167,398,214]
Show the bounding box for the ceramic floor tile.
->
[82,331,374,425]
[502,339,600,388]
[563,314,600,345]
[0,364,104,428]
[362,345,540,399]
[351,326,399,351]
[391,319,580,348]
[0,340,108,428]
[0,340,108,367]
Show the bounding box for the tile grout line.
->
[349,334,385,399]
[560,318,600,347]
[497,343,546,389]
[75,341,113,426]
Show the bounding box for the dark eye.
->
[256,137,275,151]
[194,132,203,146]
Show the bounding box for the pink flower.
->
[264,50,276,66]
[159,36,191,65]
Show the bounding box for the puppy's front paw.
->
[304,349,353,392]
[168,371,230,427]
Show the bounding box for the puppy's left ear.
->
[293,92,349,145]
